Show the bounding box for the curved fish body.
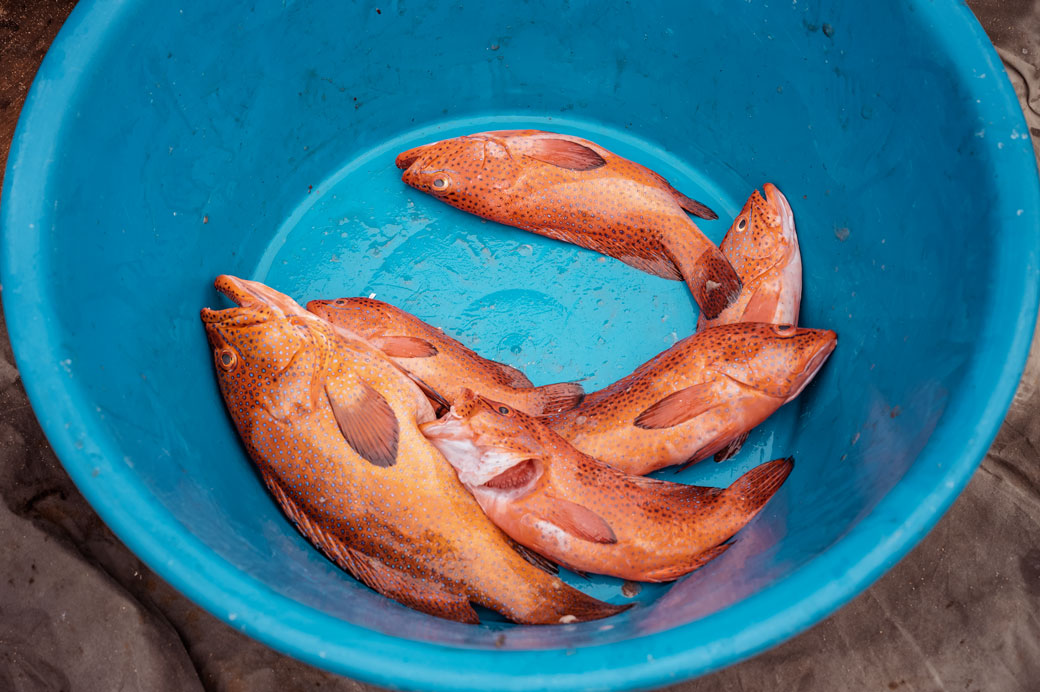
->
[422,389,794,582]
[396,130,742,319]
[307,297,583,416]
[201,275,626,625]
[547,323,837,474]
[698,184,802,329]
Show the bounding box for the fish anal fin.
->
[629,474,724,505]
[539,496,617,544]
[642,168,718,220]
[375,335,438,358]
[634,381,720,429]
[524,138,607,171]
[325,380,399,467]
[723,456,794,515]
[639,541,734,582]
[260,471,479,623]
[714,432,750,463]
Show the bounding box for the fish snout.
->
[786,331,837,403]
[395,143,433,170]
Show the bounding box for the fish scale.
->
[202,275,627,625]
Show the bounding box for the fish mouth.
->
[395,142,435,170]
[785,332,838,403]
[763,183,795,238]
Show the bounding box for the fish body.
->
[422,390,794,582]
[698,184,802,329]
[396,130,742,318]
[306,297,583,416]
[547,323,837,474]
[202,275,626,624]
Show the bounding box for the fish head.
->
[728,183,798,265]
[421,388,546,497]
[306,297,387,341]
[201,275,330,413]
[712,323,837,401]
[395,133,523,205]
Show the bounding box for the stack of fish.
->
[201,130,837,625]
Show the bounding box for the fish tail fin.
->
[527,382,586,415]
[670,238,742,320]
[721,456,794,519]
[517,584,632,625]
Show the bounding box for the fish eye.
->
[431,175,451,191]
[217,348,237,370]
[335,299,345,305]
[497,405,512,415]
[737,216,747,231]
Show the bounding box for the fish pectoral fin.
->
[634,381,721,429]
[325,380,400,467]
[374,335,438,358]
[537,496,617,544]
[739,288,783,323]
[713,432,749,463]
[523,138,607,171]
[638,541,734,582]
[483,357,534,388]
[259,470,479,623]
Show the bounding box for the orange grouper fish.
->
[201,275,627,624]
[547,323,837,473]
[395,130,742,319]
[421,389,794,582]
[306,296,584,416]
[698,184,802,330]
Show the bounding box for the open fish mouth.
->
[395,142,436,170]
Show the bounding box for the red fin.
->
[714,432,749,463]
[539,496,617,544]
[524,138,607,171]
[688,246,743,320]
[739,288,782,323]
[260,471,479,623]
[645,168,718,220]
[628,474,724,504]
[405,372,450,416]
[638,541,734,582]
[634,381,720,429]
[483,357,534,388]
[325,381,399,467]
[375,335,438,358]
[722,457,794,516]
[510,539,559,575]
[529,382,586,415]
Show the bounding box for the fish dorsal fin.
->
[484,358,534,388]
[374,335,438,358]
[645,169,718,220]
[260,469,479,623]
[524,138,607,171]
[538,495,617,544]
[634,381,721,429]
[325,380,399,467]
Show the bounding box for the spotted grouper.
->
[395,130,742,318]
[422,388,794,582]
[698,183,802,329]
[201,275,627,624]
[547,323,837,473]
[307,296,584,416]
